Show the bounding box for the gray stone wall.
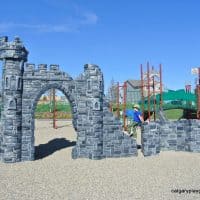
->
[142,121,160,156]
[142,119,200,156]
[0,121,2,161]
[103,99,138,157]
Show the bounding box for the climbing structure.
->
[197,85,200,119]
[115,82,127,130]
[140,62,163,121]
[191,67,200,119]
[0,36,137,163]
[197,68,200,119]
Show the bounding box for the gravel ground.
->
[1,119,200,200]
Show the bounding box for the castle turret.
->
[0,36,28,162]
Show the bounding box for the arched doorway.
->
[34,88,76,160]
[21,82,78,161]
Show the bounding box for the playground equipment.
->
[156,89,196,109]
[48,88,57,128]
[140,62,163,121]
[197,85,200,119]
[185,83,192,93]
[191,67,200,119]
[110,62,198,122]
[108,62,163,126]
[52,88,57,129]
[115,82,127,130]
[197,69,200,119]
[108,81,128,130]
[185,83,192,118]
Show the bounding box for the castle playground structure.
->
[0,36,137,163]
[0,36,200,163]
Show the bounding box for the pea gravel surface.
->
[1,120,200,200]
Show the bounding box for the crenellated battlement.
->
[0,36,28,61]
[84,63,102,77]
[23,63,73,80]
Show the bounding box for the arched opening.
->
[8,98,16,110]
[94,102,98,109]
[33,87,77,160]
[10,76,16,90]
[17,77,21,89]
[5,77,9,88]
[87,80,91,91]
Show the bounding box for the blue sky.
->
[1,0,200,92]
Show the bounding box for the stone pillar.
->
[72,64,104,159]
[85,64,104,159]
[141,121,160,156]
[0,37,28,162]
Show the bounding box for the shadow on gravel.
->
[35,138,76,160]
[56,124,72,128]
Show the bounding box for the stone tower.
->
[0,36,28,162]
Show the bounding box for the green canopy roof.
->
[156,89,196,101]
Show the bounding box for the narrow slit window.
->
[10,100,15,107]
[17,78,21,89]
[9,98,17,110]
[99,81,102,90]
[87,80,91,90]
[95,102,98,109]
[10,76,16,90]
[5,77,9,88]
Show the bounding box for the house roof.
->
[126,80,141,88]
[126,79,162,88]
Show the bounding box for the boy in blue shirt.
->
[129,104,144,144]
[132,104,144,125]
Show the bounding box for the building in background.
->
[107,79,118,103]
[38,90,65,104]
[126,80,141,104]
[107,78,164,105]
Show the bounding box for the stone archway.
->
[20,63,107,162]
[21,82,77,161]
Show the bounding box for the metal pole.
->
[197,68,200,119]
[53,88,57,129]
[49,89,53,112]
[147,62,151,121]
[199,67,200,85]
[123,81,127,131]
[159,64,163,110]
[117,82,120,118]
[140,64,145,118]
[152,66,156,121]
[197,85,200,119]
[110,102,112,112]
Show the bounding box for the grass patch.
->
[35,112,72,119]
[163,109,183,120]
[35,103,72,119]
[36,103,71,112]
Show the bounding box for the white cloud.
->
[0,11,98,33]
[81,13,98,25]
